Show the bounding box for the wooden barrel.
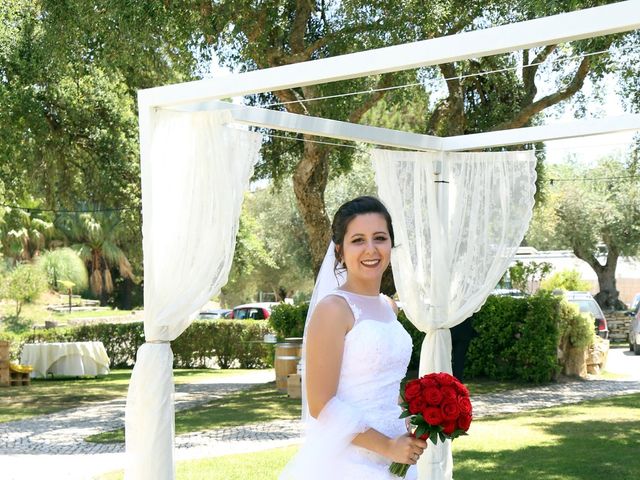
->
[275,342,302,392]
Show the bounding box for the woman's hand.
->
[385,433,428,465]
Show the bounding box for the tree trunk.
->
[121,277,133,310]
[593,255,626,311]
[292,140,332,275]
[574,247,625,310]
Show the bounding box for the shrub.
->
[17,320,273,369]
[465,291,560,382]
[558,300,596,350]
[36,248,89,292]
[269,303,308,340]
[541,269,591,292]
[1,263,48,318]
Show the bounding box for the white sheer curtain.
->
[372,149,537,480]
[124,110,262,480]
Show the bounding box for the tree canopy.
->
[525,154,640,309]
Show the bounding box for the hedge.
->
[11,320,274,369]
[264,292,564,383]
[464,292,561,382]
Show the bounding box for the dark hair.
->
[331,196,395,270]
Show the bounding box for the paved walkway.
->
[1,349,639,480]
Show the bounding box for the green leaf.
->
[399,410,411,419]
[438,432,446,443]
[429,430,438,445]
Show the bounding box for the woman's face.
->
[339,213,392,281]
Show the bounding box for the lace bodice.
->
[328,289,413,437]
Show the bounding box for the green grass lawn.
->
[99,392,640,480]
[0,368,256,423]
[87,376,552,444]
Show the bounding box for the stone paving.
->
[1,349,639,480]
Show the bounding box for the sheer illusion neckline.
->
[336,288,382,299]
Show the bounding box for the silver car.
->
[564,291,609,340]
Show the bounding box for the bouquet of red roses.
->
[389,372,473,478]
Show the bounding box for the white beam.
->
[177,101,443,151]
[140,1,640,108]
[440,114,640,151]
[174,102,640,152]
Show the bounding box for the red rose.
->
[457,413,472,431]
[440,400,460,421]
[457,396,472,415]
[423,407,443,425]
[423,386,444,406]
[440,386,457,401]
[408,396,427,415]
[419,377,438,390]
[453,381,469,396]
[434,373,455,385]
[442,420,456,435]
[404,379,422,401]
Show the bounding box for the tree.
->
[508,260,553,294]
[0,200,55,264]
[202,0,633,271]
[55,211,133,305]
[2,1,635,281]
[1,263,47,318]
[0,0,186,294]
[526,155,640,309]
[36,247,88,293]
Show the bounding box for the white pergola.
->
[130,2,640,480]
[139,0,640,156]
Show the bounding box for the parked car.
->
[629,300,640,355]
[563,291,609,339]
[197,308,231,320]
[230,302,280,320]
[490,288,529,298]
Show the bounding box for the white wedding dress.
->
[280,289,417,480]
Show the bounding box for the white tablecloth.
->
[20,342,111,378]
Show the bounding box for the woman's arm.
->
[305,296,427,465]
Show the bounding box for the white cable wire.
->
[263,48,614,108]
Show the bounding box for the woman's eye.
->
[375,236,388,241]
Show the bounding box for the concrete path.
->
[1,349,639,480]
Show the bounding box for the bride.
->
[280,196,427,480]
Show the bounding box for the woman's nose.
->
[364,239,376,252]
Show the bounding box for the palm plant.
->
[55,210,133,304]
[2,207,55,264]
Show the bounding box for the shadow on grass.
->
[88,381,300,444]
[456,396,640,480]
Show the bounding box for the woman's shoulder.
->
[382,294,399,315]
[314,293,352,317]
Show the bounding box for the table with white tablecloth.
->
[20,342,110,378]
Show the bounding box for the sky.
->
[542,74,637,165]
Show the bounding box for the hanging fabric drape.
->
[372,149,537,480]
[124,110,262,480]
